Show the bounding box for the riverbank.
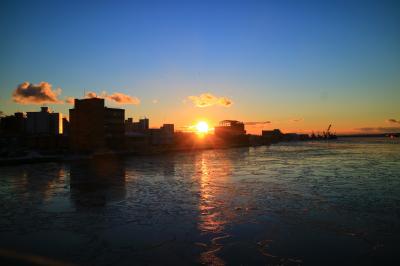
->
[0,136,361,166]
[0,142,258,166]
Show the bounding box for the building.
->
[262,129,283,137]
[149,124,174,145]
[282,133,309,141]
[69,98,124,152]
[214,120,246,137]
[0,112,26,137]
[62,118,70,136]
[125,117,149,134]
[161,124,174,134]
[262,129,309,142]
[26,107,63,135]
[262,129,283,143]
[125,118,135,134]
[160,123,174,144]
[137,118,149,131]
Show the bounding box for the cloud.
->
[106,92,140,105]
[85,91,140,105]
[244,121,271,125]
[355,127,400,133]
[218,97,233,106]
[12,81,62,104]
[152,99,158,104]
[65,97,75,104]
[386,119,400,124]
[290,118,304,122]
[188,93,233,107]
[85,91,99,98]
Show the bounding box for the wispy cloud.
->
[244,121,271,125]
[12,81,62,104]
[386,119,400,124]
[290,118,304,122]
[188,93,233,107]
[85,91,140,105]
[107,92,140,105]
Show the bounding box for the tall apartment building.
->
[69,98,124,152]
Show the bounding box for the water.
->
[1,138,400,265]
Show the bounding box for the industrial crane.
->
[326,124,331,136]
[323,124,337,139]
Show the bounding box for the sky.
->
[0,0,399,134]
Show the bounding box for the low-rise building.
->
[262,129,283,142]
[149,124,174,145]
[26,107,62,135]
[0,112,26,137]
[125,117,149,134]
[214,120,246,137]
[263,129,309,142]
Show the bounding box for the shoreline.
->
[0,142,260,167]
[3,135,395,167]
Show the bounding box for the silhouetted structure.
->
[262,129,284,143]
[263,129,309,142]
[282,133,309,141]
[0,112,26,137]
[322,124,337,139]
[138,118,149,131]
[125,118,135,134]
[149,124,174,145]
[69,98,124,152]
[0,110,67,152]
[26,107,62,135]
[125,117,149,134]
[214,120,246,137]
[62,118,69,136]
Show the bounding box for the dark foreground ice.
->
[1,138,400,265]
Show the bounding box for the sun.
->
[195,121,209,134]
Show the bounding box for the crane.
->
[324,124,337,139]
[326,124,331,135]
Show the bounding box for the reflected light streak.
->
[196,151,233,266]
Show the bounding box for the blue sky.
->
[1,0,399,133]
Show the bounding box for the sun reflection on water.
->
[196,152,234,266]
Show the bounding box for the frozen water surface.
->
[1,138,400,265]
